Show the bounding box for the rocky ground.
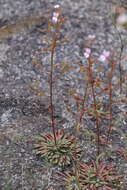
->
[0,0,127,189]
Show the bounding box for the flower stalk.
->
[50,32,58,145]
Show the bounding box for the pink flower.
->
[88,34,96,39]
[52,12,59,23]
[99,50,110,62]
[53,12,59,17]
[84,48,91,58]
[116,13,127,25]
[54,5,60,9]
[52,17,58,23]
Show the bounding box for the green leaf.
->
[96,152,105,166]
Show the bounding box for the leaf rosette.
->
[34,129,81,166]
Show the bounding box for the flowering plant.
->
[34,129,81,166]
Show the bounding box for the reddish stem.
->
[50,33,58,145]
[88,57,100,155]
[106,60,115,143]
